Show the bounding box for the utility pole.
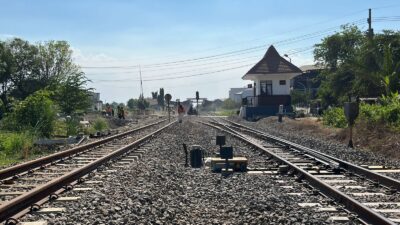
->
[139,65,144,98]
[367,8,374,40]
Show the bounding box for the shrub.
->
[1,90,56,137]
[92,117,108,132]
[322,107,347,128]
[0,131,35,159]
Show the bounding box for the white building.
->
[241,45,302,119]
[89,92,103,111]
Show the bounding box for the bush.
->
[0,131,35,159]
[1,90,56,137]
[322,107,347,128]
[359,101,400,128]
[92,117,108,132]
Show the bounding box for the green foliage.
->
[151,91,158,99]
[127,98,136,109]
[0,131,36,161]
[322,107,347,128]
[52,72,91,115]
[322,95,400,129]
[291,90,311,106]
[314,26,400,108]
[222,98,240,110]
[215,109,237,116]
[1,90,56,137]
[157,88,165,109]
[138,95,149,110]
[92,117,108,132]
[360,95,400,128]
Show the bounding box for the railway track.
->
[202,118,400,225]
[0,119,173,224]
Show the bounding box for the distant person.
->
[177,104,185,123]
[111,108,115,117]
[117,106,122,119]
[121,107,125,120]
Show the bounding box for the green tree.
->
[151,91,158,99]
[313,26,400,107]
[138,94,149,110]
[53,71,91,115]
[0,41,14,109]
[6,38,39,100]
[127,98,136,109]
[157,88,164,110]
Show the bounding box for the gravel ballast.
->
[231,116,400,180]
[22,118,360,224]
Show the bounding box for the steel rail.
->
[0,121,175,223]
[0,119,166,180]
[223,119,400,191]
[200,120,396,225]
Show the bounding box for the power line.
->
[81,18,365,70]
[93,63,253,83]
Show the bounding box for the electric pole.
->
[139,65,144,98]
[367,8,374,40]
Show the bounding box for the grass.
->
[214,109,238,116]
[0,131,37,166]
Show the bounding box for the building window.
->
[279,80,286,85]
[260,80,272,96]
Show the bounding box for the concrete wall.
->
[254,74,296,96]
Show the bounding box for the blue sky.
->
[1,0,400,103]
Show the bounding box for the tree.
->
[157,88,164,110]
[138,94,149,110]
[314,25,363,70]
[151,91,158,99]
[313,26,400,107]
[127,98,136,109]
[36,41,77,86]
[53,71,91,115]
[6,38,39,100]
[0,41,14,109]
[111,102,119,109]
[380,44,400,95]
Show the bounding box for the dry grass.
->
[258,116,400,160]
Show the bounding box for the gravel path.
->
[22,118,359,224]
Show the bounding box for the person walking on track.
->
[177,104,185,123]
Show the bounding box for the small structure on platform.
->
[241,45,302,120]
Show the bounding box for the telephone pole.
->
[139,65,144,98]
[367,8,374,40]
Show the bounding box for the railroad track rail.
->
[0,120,173,224]
[201,119,400,225]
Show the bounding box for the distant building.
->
[241,45,302,119]
[293,65,324,98]
[229,86,253,103]
[89,92,103,111]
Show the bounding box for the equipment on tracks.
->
[209,135,247,173]
[344,101,359,148]
[189,145,203,168]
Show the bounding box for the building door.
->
[260,80,272,96]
